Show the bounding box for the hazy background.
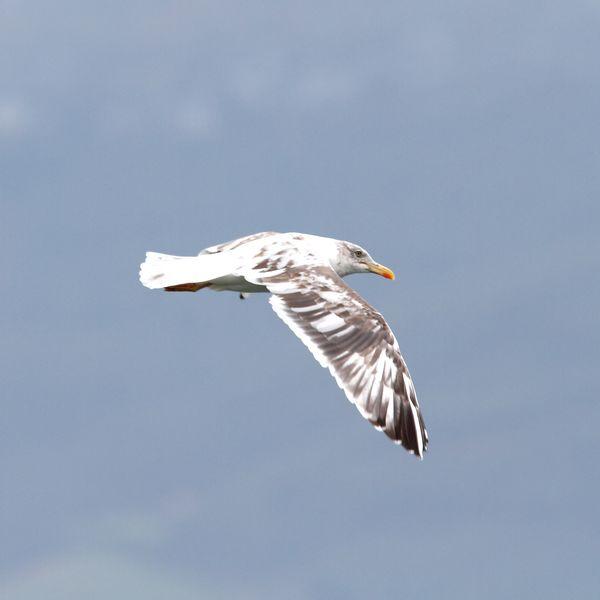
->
[1,2,599,598]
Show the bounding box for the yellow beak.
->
[367,262,395,280]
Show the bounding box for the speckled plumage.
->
[140,232,428,457]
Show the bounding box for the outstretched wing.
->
[199,231,280,255]
[244,255,428,457]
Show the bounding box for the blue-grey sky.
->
[1,2,599,598]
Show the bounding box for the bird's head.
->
[336,242,395,280]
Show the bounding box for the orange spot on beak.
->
[367,262,395,280]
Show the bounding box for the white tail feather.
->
[139,252,229,290]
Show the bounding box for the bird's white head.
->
[333,241,395,280]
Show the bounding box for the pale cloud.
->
[230,59,363,111]
[0,98,32,137]
[0,550,310,600]
[173,100,219,138]
[292,68,363,109]
[95,100,219,140]
[400,24,458,88]
[229,56,285,108]
[96,105,149,137]
[0,553,207,600]
[86,489,203,549]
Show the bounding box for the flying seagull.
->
[139,232,428,458]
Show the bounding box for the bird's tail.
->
[139,251,228,290]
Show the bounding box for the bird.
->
[139,231,428,458]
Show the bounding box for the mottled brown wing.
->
[199,231,280,255]
[263,265,428,457]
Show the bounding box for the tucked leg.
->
[164,282,210,292]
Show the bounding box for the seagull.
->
[139,232,428,458]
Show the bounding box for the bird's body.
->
[139,232,428,458]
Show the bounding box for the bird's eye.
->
[354,250,364,258]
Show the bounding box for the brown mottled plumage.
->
[140,232,428,457]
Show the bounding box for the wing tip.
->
[388,405,428,458]
[392,438,428,459]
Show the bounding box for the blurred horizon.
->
[1,2,599,598]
